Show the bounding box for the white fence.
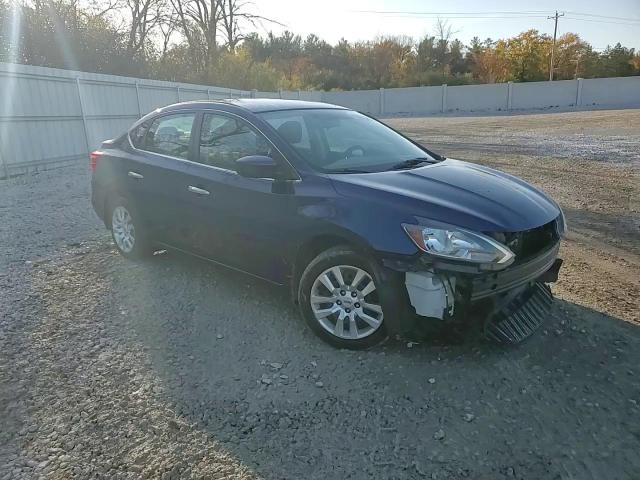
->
[326,77,640,116]
[0,61,638,177]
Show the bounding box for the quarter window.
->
[130,121,150,148]
[198,113,271,171]
[140,113,195,160]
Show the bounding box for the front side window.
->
[198,113,271,171]
[258,109,436,173]
[140,113,195,160]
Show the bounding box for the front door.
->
[180,111,297,283]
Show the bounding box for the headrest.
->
[277,121,302,144]
[156,126,178,137]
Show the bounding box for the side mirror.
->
[235,155,280,179]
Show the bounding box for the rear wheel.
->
[108,196,152,259]
[298,246,392,349]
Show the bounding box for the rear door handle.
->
[187,185,210,196]
[128,171,144,179]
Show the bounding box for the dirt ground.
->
[1,109,639,480]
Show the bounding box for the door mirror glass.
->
[235,155,280,179]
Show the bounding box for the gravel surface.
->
[2,109,640,480]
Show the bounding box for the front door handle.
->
[187,185,210,196]
[128,171,144,179]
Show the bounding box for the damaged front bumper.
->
[385,242,563,343]
[468,242,561,302]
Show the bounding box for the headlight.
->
[402,222,515,266]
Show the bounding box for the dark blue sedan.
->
[91,99,565,348]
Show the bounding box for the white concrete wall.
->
[319,77,640,115]
[446,83,509,112]
[511,79,577,109]
[581,77,640,107]
[323,89,381,115]
[384,86,443,114]
[255,91,280,99]
[255,90,322,101]
[299,90,323,102]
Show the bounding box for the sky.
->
[252,0,640,50]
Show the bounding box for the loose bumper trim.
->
[485,282,553,344]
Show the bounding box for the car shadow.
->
[112,250,640,480]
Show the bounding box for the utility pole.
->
[548,10,565,81]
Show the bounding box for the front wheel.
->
[297,246,392,349]
[108,196,152,259]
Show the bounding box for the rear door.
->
[126,111,199,247]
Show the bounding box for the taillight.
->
[90,151,103,171]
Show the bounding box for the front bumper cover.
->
[468,242,561,301]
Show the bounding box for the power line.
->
[565,12,640,22]
[350,10,554,16]
[350,9,640,24]
[564,16,640,26]
[369,15,551,20]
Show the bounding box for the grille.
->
[490,219,560,265]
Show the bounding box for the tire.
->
[297,246,402,349]
[107,195,152,259]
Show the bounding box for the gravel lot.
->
[1,109,639,480]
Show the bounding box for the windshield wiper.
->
[387,158,433,171]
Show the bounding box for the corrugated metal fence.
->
[1,61,638,177]
[0,63,256,177]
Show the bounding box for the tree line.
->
[1,0,638,91]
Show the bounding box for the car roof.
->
[162,98,347,114]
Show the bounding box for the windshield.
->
[258,109,438,173]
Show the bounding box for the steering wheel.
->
[344,145,366,159]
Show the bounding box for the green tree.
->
[598,43,636,77]
[416,35,436,71]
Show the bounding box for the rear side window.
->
[198,113,271,171]
[134,113,196,160]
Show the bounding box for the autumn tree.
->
[471,40,509,83]
[552,33,595,79]
[502,29,550,82]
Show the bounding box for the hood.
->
[329,159,560,232]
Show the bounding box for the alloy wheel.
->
[310,265,384,340]
[111,206,136,253]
